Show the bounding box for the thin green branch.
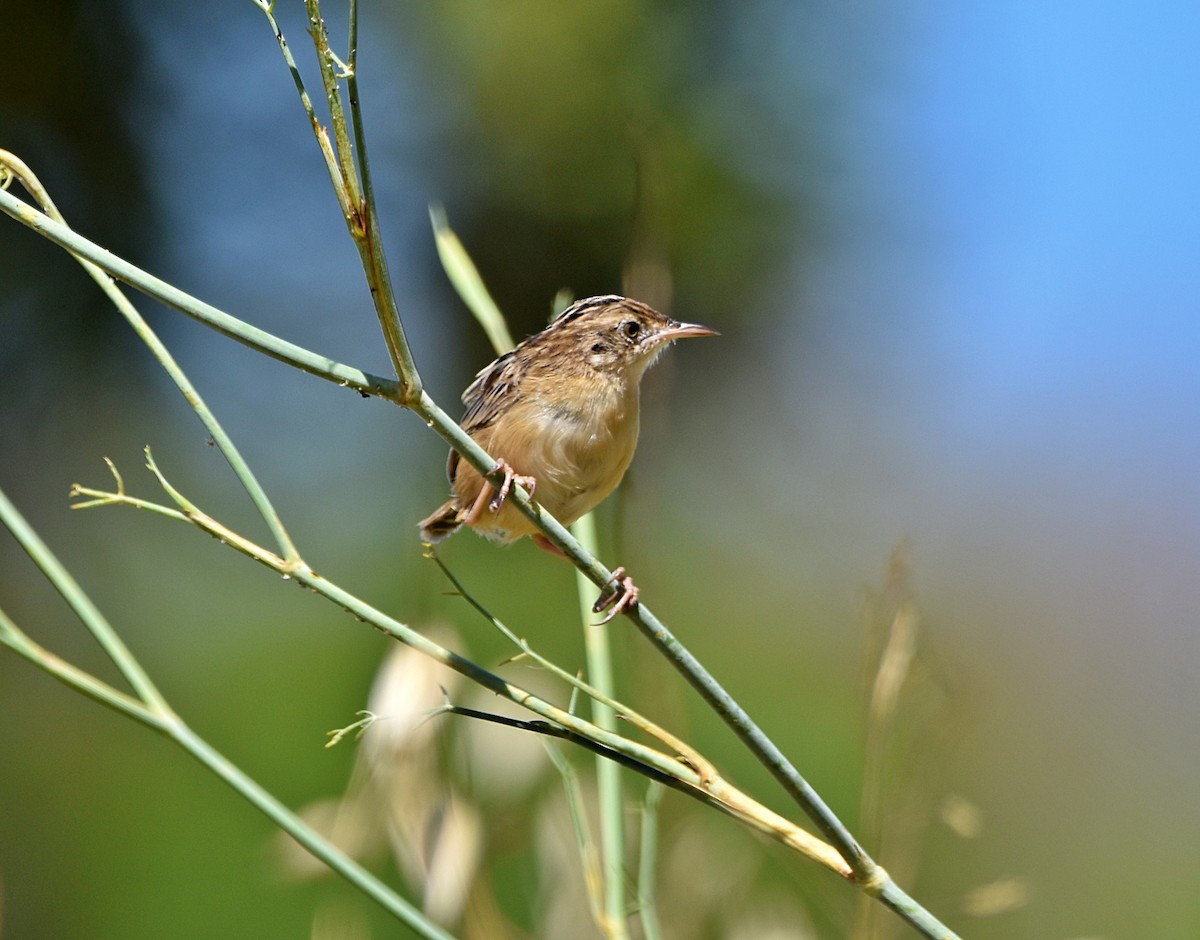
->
[427,547,719,786]
[545,742,608,931]
[0,186,396,398]
[351,147,420,395]
[0,153,300,561]
[0,607,161,727]
[429,206,515,354]
[261,0,420,394]
[78,457,847,874]
[252,0,349,215]
[168,721,455,939]
[254,0,418,398]
[0,480,170,713]
[0,482,457,939]
[574,510,629,938]
[445,704,796,856]
[636,784,665,940]
[0,175,958,937]
[432,244,627,931]
[0,611,453,937]
[302,0,362,211]
[877,880,961,939]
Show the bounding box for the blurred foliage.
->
[0,0,159,412]
[392,0,812,336]
[9,0,1195,938]
[1,3,836,936]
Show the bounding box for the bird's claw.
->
[487,460,537,513]
[592,567,639,624]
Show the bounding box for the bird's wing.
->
[460,349,524,431]
[445,349,525,483]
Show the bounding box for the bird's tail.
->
[418,501,463,543]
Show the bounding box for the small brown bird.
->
[419,294,717,619]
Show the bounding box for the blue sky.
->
[896,1,1200,364]
[785,1,1200,477]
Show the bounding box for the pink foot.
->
[487,459,536,513]
[591,567,640,624]
[463,459,536,527]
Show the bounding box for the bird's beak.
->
[660,320,720,341]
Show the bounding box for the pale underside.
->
[452,379,641,542]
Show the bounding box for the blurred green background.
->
[4,1,1200,938]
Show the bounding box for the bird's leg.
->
[591,566,640,624]
[462,481,495,528]
[463,460,537,527]
[532,534,637,623]
[532,533,639,622]
[487,459,537,513]
[531,533,567,557]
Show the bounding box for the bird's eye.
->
[622,320,641,339]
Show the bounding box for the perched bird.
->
[419,294,717,619]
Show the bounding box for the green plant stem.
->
[0,153,299,562]
[637,784,665,940]
[428,206,515,354]
[156,505,704,787]
[574,511,629,939]
[341,0,414,388]
[877,881,960,939]
[0,187,396,398]
[545,743,607,928]
[302,0,362,210]
[287,0,422,396]
[0,482,170,713]
[0,608,159,726]
[94,476,846,874]
[251,0,349,216]
[168,721,455,940]
[0,172,960,940]
[443,704,834,858]
[0,485,456,940]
